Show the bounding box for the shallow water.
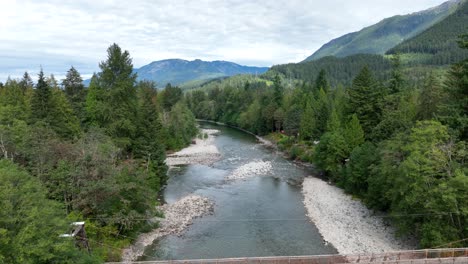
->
[141,123,337,260]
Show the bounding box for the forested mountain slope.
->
[304,0,461,61]
[387,0,468,65]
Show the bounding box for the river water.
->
[141,123,337,260]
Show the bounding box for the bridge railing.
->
[108,248,468,264]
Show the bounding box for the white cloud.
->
[0,0,448,81]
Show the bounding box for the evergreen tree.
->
[30,69,52,123]
[46,74,59,89]
[161,83,183,111]
[344,114,365,151]
[418,72,443,120]
[315,69,329,93]
[91,43,138,149]
[299,101,316,140]
[273,74,283,106]
[388,53,405,94]
[437,36,468,140]
[135,81,167,190]
[314,88,330,135]
[0,160,99,263]
[19,71,34,93]
[62,67,86,122]
[348,66,383,137]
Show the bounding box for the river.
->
[141,123,337,260]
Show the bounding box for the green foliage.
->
[30,69,53,123]
[418,72,444,120]
[271,54,392,87]
[0,43,198,262]
[62,66,86,124]
[314,132,348,178]
[184,32,468,248]
[0,160,100,263]
[87,43,138,150]
[299,101,316,140]
[342,142,377,197]
[436,38,468,140]
[348,66,384,136]
[162,102,198,150]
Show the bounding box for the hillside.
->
[135,59,269,87]
[387,0,468,65]
[304,0,460,61]
[269,54,392,86]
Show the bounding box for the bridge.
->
[107,248,468,264]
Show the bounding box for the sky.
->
[0,0,448,81]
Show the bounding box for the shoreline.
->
[121,129,220,262]
[166,128,222,167]
[197,120,416,254]
[302,177,415,254]
[121,195,214,262]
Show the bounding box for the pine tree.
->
[388,53,405,94]
[89,43,138,149]
[344,114,365,151]
[348,66,383,137]
[273,74,283,105]
[418,72,443,120]
[314,88,330,135]
[62,67,86,122]
[299,101,316,140]
[30,69,52,123]
[315,69,329,93]
[135,81,167,190]
[19,71,34,93]
[437,36,468,140]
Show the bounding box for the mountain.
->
[304,0,461,61]
[135,59,269,88]
[387,0,468,65]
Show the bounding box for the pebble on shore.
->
[225,161,272,181]
[121,195,215,263]
[166,129,222,166]
[302,177,415,255]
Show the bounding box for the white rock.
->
[121,195,214,262]
[302,177,415,255]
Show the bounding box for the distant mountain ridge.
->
[304,0,461,61]
[135,59,269,87]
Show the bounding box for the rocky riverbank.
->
[166,129,221,166]
[121,195,215,262]
[225,161,272,181]
[302,177,415,254]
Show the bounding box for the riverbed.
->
[140,123,337,260]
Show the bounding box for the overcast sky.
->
[0,0,448,81]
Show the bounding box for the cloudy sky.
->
[0,0,448,81]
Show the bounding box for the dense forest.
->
[187,37,468,248]
[0,44,197,263]
[387,0,468,66]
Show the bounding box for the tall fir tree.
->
[89,43,138,150]
[347,66,383,137]
[418,72,443,120]
[62,66,86,123]
[299,100,316,140]
[315,69,329,93]
[437,36,468,140]
[30,69,52,123]
[388,53,405,94]
[19,71,34,93]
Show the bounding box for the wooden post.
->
[60,221,90,254]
